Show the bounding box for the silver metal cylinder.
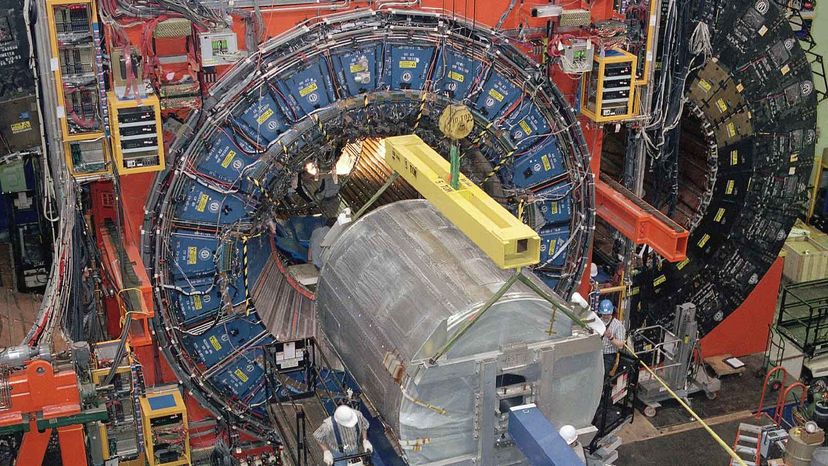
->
[316,200,602,464]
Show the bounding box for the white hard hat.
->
[334,405,358,428]
[570,292,589,309]
[590,263,598,278]
[559,425,578,445]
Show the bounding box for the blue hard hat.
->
[598,299,615,315]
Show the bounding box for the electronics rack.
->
[90,340,144,465]
[580,47,638,123]
[139,388,190,466]
[45,0,112,177]
[107,92,166,175]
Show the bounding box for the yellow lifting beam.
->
[384,134,540,269]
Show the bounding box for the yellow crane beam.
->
[384,134,540,269]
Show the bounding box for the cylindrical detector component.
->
[316,200,603,464]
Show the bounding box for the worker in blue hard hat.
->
[599,299,626,377]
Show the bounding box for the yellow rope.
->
[625,343,747,466]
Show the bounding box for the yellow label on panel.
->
[10,121,31,134]
[730,150,739,165]
[697,80,712,92]
[736,83,745,93]
[448,70,465,82]
[234,368,249,383]
[759,25,768,36]
[209,336,222,351]
[727,122,736,137]
[548,239,557,253]
[790,153,799,162]
[221,150,236,168]
[715,208,726,222]
[716,99,727,113]
[629,287,640,296]
[653,275,666,287]
[196,193,209,212]
[677,258,690,270]
[193,295,202,310]
[299,82,318,97]
[399,60,418,69]
[550,202,559,214]
[350,63,366,73]
[519,120,532,135]
[256,108,274,125]
[781,64,790,75]
[541,154,551,171]
[698,233,710,248]
[187,247,197,265]
[726,180,735,195]
[488,88,505,102]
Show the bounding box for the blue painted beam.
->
[508,404,585,466]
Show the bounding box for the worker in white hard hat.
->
[313,405,373,465]
[559,425,587,463]
[599,298,625,377]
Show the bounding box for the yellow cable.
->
[625,343,747,466]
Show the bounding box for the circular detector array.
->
[143,10,593,436]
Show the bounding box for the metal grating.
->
[339,138,420,214]
[251,249,316,342]
[154,18,192,39]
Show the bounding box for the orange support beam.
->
[58,424,89,466]
[17,428,50,465]
[595,175,689,262]
[99,226,154,347]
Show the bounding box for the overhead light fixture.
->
[335,149,358,175]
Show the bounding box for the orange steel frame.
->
[0,360,88,465]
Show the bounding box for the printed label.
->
[234,368,249,383]
[187,247,197,265]
[10,121,31,134]
[448,70,465,82]
[209,336,222,351]
[299,82,318,97]
[488,88,505,102]
[519,120,532,136]
[256,108,274,125]
[221,150,236,168]
[196,193,209,212]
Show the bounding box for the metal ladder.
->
[730,423,762,466]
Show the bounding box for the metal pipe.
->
[429,270,522,364]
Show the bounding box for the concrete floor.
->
[613,354,781,465]
[0,242,39,347]
[0,288,40,347]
